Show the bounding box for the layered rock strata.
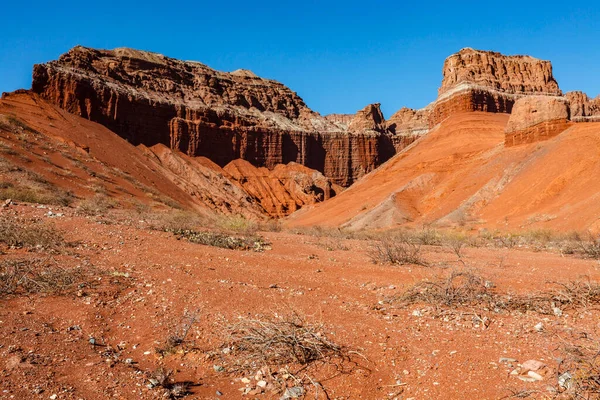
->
[431,48,561,126]
[505,96,570,146]
[31,46,400,186]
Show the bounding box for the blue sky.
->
[1,1,598,117]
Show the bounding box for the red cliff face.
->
[31,46,399,186]
[565,91,600,122]
[431,48,561,126]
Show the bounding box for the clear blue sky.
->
[1,1,598,117]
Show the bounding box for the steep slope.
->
[0,90,202,212]
[288,112,600,232]
[0,91,335,218]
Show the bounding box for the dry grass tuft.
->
[386,271,600,316]
[174,230,270,252]
[368,236,429,267]
[222,313,345,373]
[77,195,118,215]
[0,214,63,250]
[0,258,96,297]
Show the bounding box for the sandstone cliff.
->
[565,91,600,122]
[32,46,400,186]
[431,48,561,126]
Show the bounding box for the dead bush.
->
[0,258,95,297]
[397,270,493,309]
[576,233,600,259]
[156,311,199,356]
[387,271,600,316]
[555,340,600,399]
[221,313,345,372]
[0,214,63,250]
[77,195,118,215]
[174,230,270,252]
[147,367,190,399]
[368,237,429,267]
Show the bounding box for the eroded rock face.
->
[505,96,570,146]
[31,46,398,186]
[348,103,385,133]
[223,159,342,217]
[565,91,600,122]
[432,48,561,126]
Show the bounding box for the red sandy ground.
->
[1,203,600,399]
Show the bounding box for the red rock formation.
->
[31,46,397,186]
[224,159,343,217]
[431,48,561,126]
[386,107,430,151]
[505,96,571,146]
[324,114,354,129]
[565,91,600,122]
[348,103,386,133]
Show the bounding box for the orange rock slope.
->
[0,91,337,218]
[288,112,600,232]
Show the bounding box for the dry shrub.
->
[555,340,600,399]
[388,271,600,316]
[368,236,429,267]
[78,195,118,215]
[151,210,208,232]
[156,311,199,356]
[147,367,190,399]
[0,258,95,297]
[398,271,493,309]
[222,313,345,372]
[0,214,63,250]
[174,230,269,252]
[576,233,600,259]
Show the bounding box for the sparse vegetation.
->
[553,336,600,399]
[173,229,270,251]
[221,313,346,373]
[147,367,190,399]
[0,214,63,250]
[385,270,600,316]
[368,236,429,267]
[77,194,118,215]
[156,311,199,356]
[0,258,95,297]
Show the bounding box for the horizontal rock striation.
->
[31,46,401,186]
[505,96,570,146]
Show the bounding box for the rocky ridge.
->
[30,45,599,190]
[32,46,419,187]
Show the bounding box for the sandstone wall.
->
[505,96,570,146]
[32,46,399,187]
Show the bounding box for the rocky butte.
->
[31,46,425,187]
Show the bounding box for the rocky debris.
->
[509,359,549,382]
[281,386,305,399]
[31,46,401,187]
[431,48,561,126]
[505,96,570,146]
[565,91,600,122]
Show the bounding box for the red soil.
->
[1,203,599,399]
